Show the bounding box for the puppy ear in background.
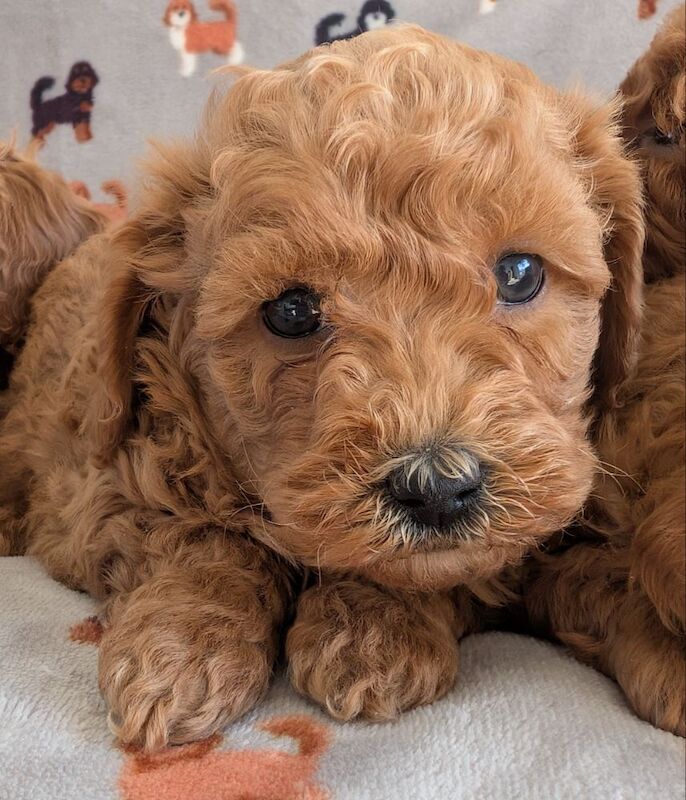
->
[0,144,106,352]
[619,5,685,282]
[620,6,685,149]
[89,141,210,464]
[565,95,646,414]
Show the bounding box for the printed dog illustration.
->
[163,0,244,77]
[315,1,395,45]
[119,716,330,800]
[30,61,99,144]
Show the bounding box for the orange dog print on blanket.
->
[70,617,330,800]
[69,615,105,645]
[163,0,244,77]
[119,716,331,800]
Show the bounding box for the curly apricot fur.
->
[0,26,647,747]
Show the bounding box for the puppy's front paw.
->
[99,594,274,750]
[287,580,459,720]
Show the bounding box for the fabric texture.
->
[0,556,683,799]
[0,0,680,201]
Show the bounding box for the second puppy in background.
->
[0,145,106,388]
[527,5,685,737]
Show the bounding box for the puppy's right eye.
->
[262,287,322,338]
[494,253,544,305]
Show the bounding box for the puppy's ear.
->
[90,230,153,466]
[618,50,653,146]
[620,5,686,145]
[569,97,645,413]
[90,142,209,464]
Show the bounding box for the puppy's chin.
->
[357,537,529,591]
[253,508,525,591]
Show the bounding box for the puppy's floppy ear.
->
[90,141,210,465]
[569,96,645,413]
[90,229,153,466]
[620,5,686,144]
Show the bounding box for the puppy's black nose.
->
[386,464,482,530]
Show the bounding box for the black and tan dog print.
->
[30,61,99,144]
[315,1,395,46]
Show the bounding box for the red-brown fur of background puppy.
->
[622,4,685,282]
[527,7,685,737]
[0,144,105,387]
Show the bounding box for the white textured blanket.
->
[0,556,683,800]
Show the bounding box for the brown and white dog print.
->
[163,0,244,77]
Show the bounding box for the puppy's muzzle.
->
[385,452,483,531]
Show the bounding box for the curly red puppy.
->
[527,7,685,737]
[0,26,647,749]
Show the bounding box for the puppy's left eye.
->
[262,287,322,338]
[494,253,544,305]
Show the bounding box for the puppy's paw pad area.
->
[286,581,459,721]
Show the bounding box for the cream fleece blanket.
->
[0,556,683,800]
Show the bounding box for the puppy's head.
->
[96,27,643,589]
[164,0,197,27]
[0,143,105,349]
[621,5,685,280]
[67,62,99,94]
[358,1,396,31]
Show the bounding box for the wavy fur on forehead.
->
[136,24,626,223]
[95,24,643,464]
[204,30,609,225]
